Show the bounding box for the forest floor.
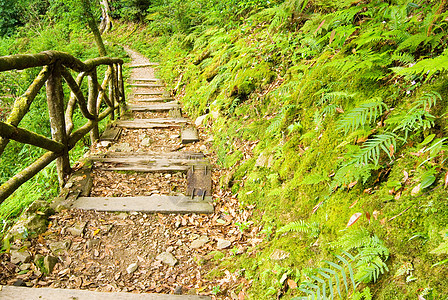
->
[0,48,261,299]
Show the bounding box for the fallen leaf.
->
[418,295,426,300]
[315,20,325,34]
[394,191,402,200]
[336,107,344,113]
[93,229,101,236]
[287,279,297,289]
[372,210,380,220]
[348,181,358,189]
[365,212,371,221]
[389,144,395,157]
[349,199,358,208]
[329,30,336,44]
[312,201,323,214]
[238,291,246,300]
[411,184,421,196]
[403,170,409,183]
[347,213,362,227]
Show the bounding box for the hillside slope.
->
[113,0,448,298]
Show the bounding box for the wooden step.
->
[132,97,174,102]
[115,118,188,129]
[134,91,168,96]
[131,78,160,82]
[128,103,180,112]
[91,156,210,172]
[130,83,164,88]
[128,63,160,68]
[92,152,205,160]
[181,127,199,144]
[187,167,212,197]
[71,195,214,214]
[100,127,122,142]
[0,286,210,299]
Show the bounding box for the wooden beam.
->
[0,151,59,204]
[72,195,213,214]
[0,121,64,153]
[127,103,180,112]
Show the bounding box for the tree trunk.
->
[80,0,107,56]
[99,0,112,34]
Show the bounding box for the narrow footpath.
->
[0,49,259,299]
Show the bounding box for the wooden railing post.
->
[117,63,125,117]
[109,65,115,120]
[88,69,100,143]
[46,62,70,187]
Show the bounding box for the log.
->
[0,121,64,153]
[61,67,94,120]
[88,70,100,143]
[0,151,59,204]
[0,66,50,155]
[65,72,87,134]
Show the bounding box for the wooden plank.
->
[128,103,180,112]
[100,127,122,141]
[134,91,167,96]
[91,156,209,166]
[115,118,188,129]
[127,63,160,68]
[71,195,214,214]
[181,127,199,144]
[133,97,174,102]
[0,286,210,300]
[131,78,160,82]
[169,108,182,118]
[118,118,188,124]
[91,152,204,159]
[187,166,212,197]
[130,83,164,88]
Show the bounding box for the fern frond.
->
[351,133,398,166]
[337,99,388,134]
[277,220,320,238]
[391,52,415,65]
[391,49,448,81]
[412,91,441,111]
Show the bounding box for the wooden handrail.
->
[0,50,125,203]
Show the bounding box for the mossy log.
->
[61,67,94,120]
[0,66,50,156]
[0,151,59,204]
[0,121,64,153]
[88,70,100,143]
[65,72,87,135]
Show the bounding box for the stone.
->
[170,134,180,139]
[86,239,100,248]
[126,263,138,274]
[99,141,111,147]
[19,263,31,271]
[195,115,207,127]
[10,250,31,264]
[174,285,183,295]
[270,249,290,261]
[255,152,274,168]
[67,222,87,236]
[216,239,231,250]
[43,256,58,274]
[190,236,209,249]
[156,252,178,266]
[140,137,153,147]
[49,240,71,255]
[166,246,174,253]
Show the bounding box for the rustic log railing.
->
[0,50,125,204]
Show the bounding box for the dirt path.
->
[0,49,259,299]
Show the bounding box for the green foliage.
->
[277,220,320,238]
[351,133,398,166]
[335,228,390,284]
[337,99,388,134]
[392,49,448,81]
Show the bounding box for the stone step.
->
[71,195,214,214]
[91,152,205,160]
[127,103,180,112]
[0,286,210,300]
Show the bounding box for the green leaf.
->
[420,134,436,146]
[421,171,436,189]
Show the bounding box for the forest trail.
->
[0,49,257,299]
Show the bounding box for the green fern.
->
[391,52,415,65]
[266,105,297,135]
[391,49,448,81]
[335,228,390,284]
[294,252,357,300]
[331,163,378,190]
[351,133,398,166]
[277,220,320,238]
[337,99,388,134]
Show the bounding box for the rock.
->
[216,239,231,250]
[86,239,100,248]
[49,240,71,255]
[20,263,32,271]
[10,250,31,264]
[140,137,153,147]
[199,145,207,152]
[6,200,53,241]
[43,256,58,274]
[255,152,274,168]
[166,246,174,253]
[67,222,87,236]
[270,249,290,261]
[170,134,180,139]
[126,263,138,274]
[156,252,178,266]
[195,115,207,126]
[174,285,183,295]
[190,236,209,249]
[13,279,26,286]
[99,141,111,147]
